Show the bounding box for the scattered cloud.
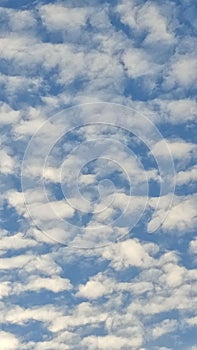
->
[0,0,196,349]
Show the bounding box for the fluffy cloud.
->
[122,48,159,78]
[151,319,178,340]
[167,54,197,88]
[0,148,15,174]
[117,1,174,44]
[102,239,157,270]
[0,331,20,350]
[190,238,197,254]
[176,165,197,185]
[39,4,91,32]
[0,102,20,125]
[82,334,143,349]
[155,98,197,124]
[0,282,11,299]
[150,140,196,161]
[14,275,72,294]
[0,0,196,349]
[148,195,197,232]
[76,273,114,299]
[0,232,37,251]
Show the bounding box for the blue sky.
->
[0,0,197,349]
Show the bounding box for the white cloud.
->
[0,73,42,104]
[0,148,15,174]
[7,188,74,226]
[7,190,26,216]
[149,195,197,232]
[0,102,20,125]
[156,98,197,124]
[48,302,108,333]
[14,275,72,294]
[0,35,32,61]
[28,199,75,221]
[0,252,61,276]
[82,334,143,349]
[162,196,197,231]
[14,117,46,137]
[0,36,86,85]
[0,7,36,32]
[86,50,123,86]
[167,54,197,88]
[9,9,36,31]
[0,232,37,251]
[122,48,159,78]
[28,227,69,244]
[26,338,71,350]
[102,239,157,270]
[151,319,178,339]
[0,254,32,271]
[150,139,196,161]
[176,165,197,185]
[161,263,185,288]
[0,282,11,299]
[3,304,64,327]
[42,166,60,182]
[0,2,196,349]
[190,238,197,254]
[186,316,197,326]
[39,4,91,32]
[0,331,19,350]
[24,253,62,275]
[77,280,108,299]
[76,273,114,300]
[137,2,174,44]
[116,0,138,29]
[117,1,174,43]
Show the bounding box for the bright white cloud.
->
[102,239,157,270]
[82,334,143,349]
[150,139,196,161]
[76,273,114,299]
[186,316,197,326]
[0,232,37,251]
[0,254,32,270]
[167,54,197,88]
[156,98,197,124]
[190,238,197,254]
[176,165,197,185]
[122,47,159,78]
[3,304,64,327]
[39,4,91,31]
[0,1,196,349]
[0,148,15,174]
[151,319,178,340]
[0,282,11,299]
[0,331,20,350]
[0,102,20,125]
[14,275,72,294]
[117,0,174,43]
[149,195,197,232]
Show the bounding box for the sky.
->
[0,0,197,349]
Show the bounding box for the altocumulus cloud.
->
[0,0,197,349]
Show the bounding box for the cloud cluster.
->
[0,0,196,349]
